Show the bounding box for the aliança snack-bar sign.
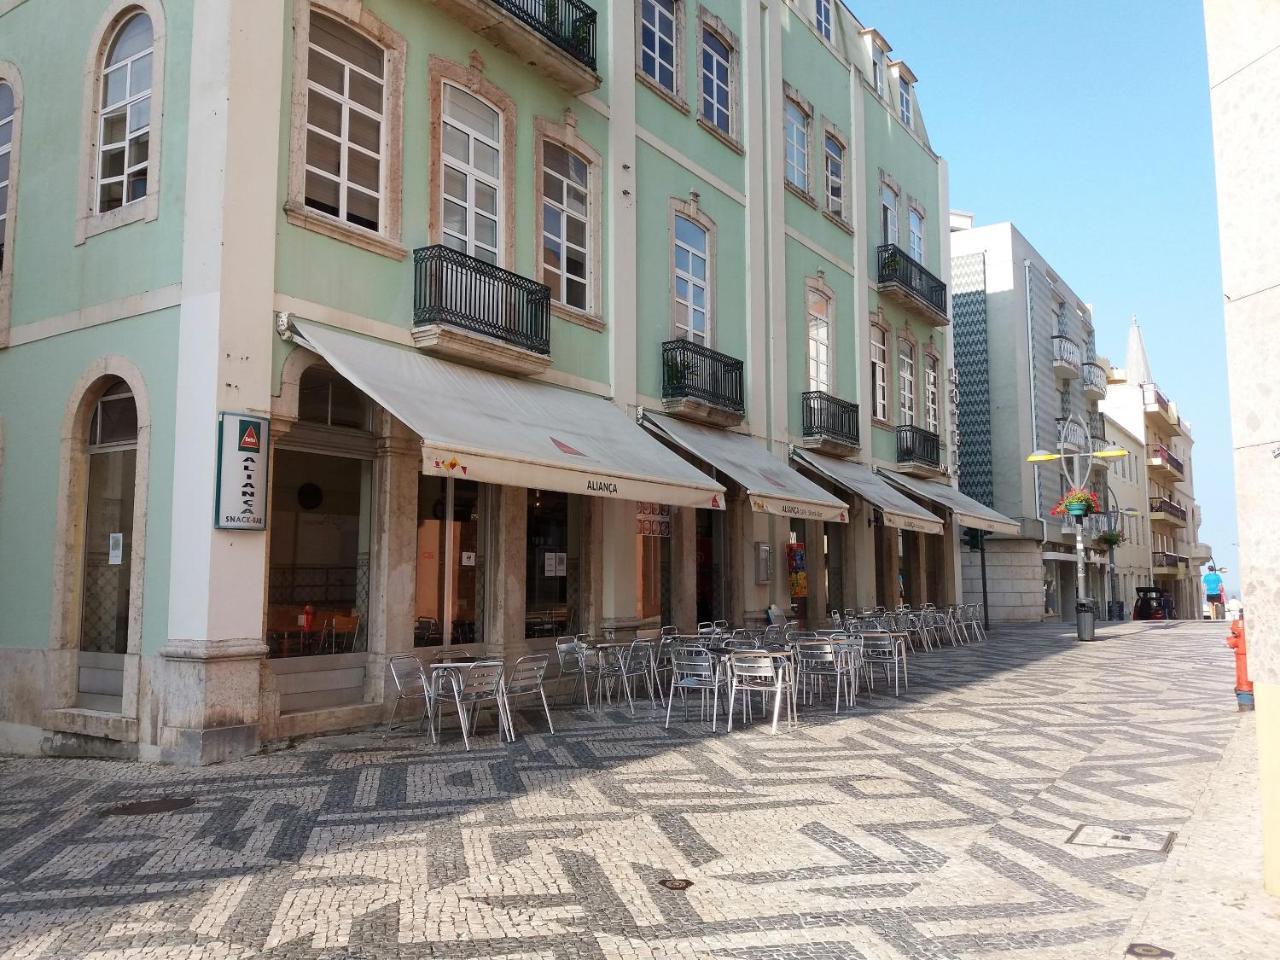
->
[215,413,269,530]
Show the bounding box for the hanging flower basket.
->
[1051,488,1100,518]
[1093,529,1127,549]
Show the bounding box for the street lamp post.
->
[1027,413,1127,642]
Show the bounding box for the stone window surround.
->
[533,112,605,332]
[877,171,900,247]
[819,118,852,233]
[428,54,517,270]
[0,60,21,349]
[74,0,167,246]
[897,330,918,426]
[782,81,816,206]
[906,197,927,261]
[922,342,941,432]
[46,357,152,741]
[635,0,689,115]
[668,193,716,344]
[869,313,891,426]
[805,271,836,393]
[694,7,743,154]
[285,0,408,261]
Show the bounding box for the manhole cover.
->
[1066,824,1174,853]
[1125,945,1174,958]
[100,798,195,817]
[658,878,693,891]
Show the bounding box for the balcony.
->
[1052,336,1082,379]
[1088,412,1107,443]
[1147,443,1185,482]
[411,245,552,376]
[1082,361,1107,400]
[430,0,600,94]
[1142,382,1183,436]
[799,391,860,458]
[1191,542,1213,562]
[1056,417,1089,451]
[661,338,745,426]
[895,424,943,476]
[876,244,948,326]
[1152,551,1188,575]
[1149,496,1188,527]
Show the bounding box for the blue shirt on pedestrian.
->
[1202,571,1223,596]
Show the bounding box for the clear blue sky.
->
[849,0,1239,598]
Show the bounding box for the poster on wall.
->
[787,541,808,599]
[215,413,269,530]
[636,502,672,537]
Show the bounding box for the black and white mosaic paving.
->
[0,621,1241,959]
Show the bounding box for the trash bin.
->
[1076,600,1096,641]
[1107,600,1125,622]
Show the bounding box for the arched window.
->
[297,365,369,430]
[97,12,154,213]
[79,379,139,657]
[441,83,502,264]
[898,339,915,425]
[0,79,14,274]
[673,214,710,345]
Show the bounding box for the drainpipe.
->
[1024,260,1048,548]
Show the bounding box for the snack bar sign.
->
[215,413,269,530]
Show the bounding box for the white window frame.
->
[899,78,913,127]
[0,70,18,346]
[898,339,916,426]
[302,12,388,235]
[639,0,679,98]
[872,46,886,97]
[700,28,732,135]
[540,139,591,314]
[440,82,503,265]
[924,353,939,433]
[815,0,833,41]
[807,289,831,392]
[784,99,810,193]
[871,324,889,422]
[908,208,924,263]
[880,183,898,246]
[95,12,153,216]
[673,211,712,346]
[823,133,845,220]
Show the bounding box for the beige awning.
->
[791,449,944,535]
[292,320,727,509]
[642,412,849,522]
[879,471,1020,535]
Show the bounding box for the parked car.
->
[1133,587,1169,620]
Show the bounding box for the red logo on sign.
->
[550,436,586,457]
[711,494,721,508]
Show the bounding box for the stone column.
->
[847,503,877,610]
[670,506,698,631]
[725,493,750,624]
[805,518,828,625]
[489,485,527,658]
[159,0,285,764]
[908,532,928,607]
[878,524,898,608]
[600,499,641,640]
[941,518,961,605]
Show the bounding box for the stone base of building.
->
[1257,681,1280,895]
[961,538,1046,623]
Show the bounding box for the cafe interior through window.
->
[416,476,487,647]
[526,490,582,637]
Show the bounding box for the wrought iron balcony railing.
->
[896,424,941,469]
[1056,417,1089,449]
[489,0,597,71]
[1088,412,1106,442]
[1149,497,1188,522]
[1149,443,1185,477]
[1152,550,1187,569]
[412,245,551,355]
[802,391,860,448]
[1082,361,1107,396]
[876,244,947,318]
[661,338,745,414]
[1052,335,1082,372]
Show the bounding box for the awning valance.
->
[642,413,848,522]
[292,320,726,509]
[879,471,1020,535]
[791,449,944,535]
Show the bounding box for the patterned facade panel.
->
[951,253,993,506]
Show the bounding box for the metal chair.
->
[862,634,907,696]
[598,640,658,714]
[665,644,723,729]
[384,655,434,742]
[726,652,794,734]
[794,641,849,714]
[434,659,510,750]
[834,635,865,708]
[504,654,555,735]
[555,636,592,708]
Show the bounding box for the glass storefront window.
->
[695,508,726,623]
[266,449,372,657]
[526,490,582,637]
[788,520,809,625]
[635,502,671,623]
[824,521,844,615]
[415,476,486,646]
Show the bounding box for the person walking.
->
[1202,565,1225,620]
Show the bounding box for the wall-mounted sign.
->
[108,533,124,566]
[215,413,269,530]
[636,502,672,537]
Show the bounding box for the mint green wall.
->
[633,140,748,401]
[0,310,179,653]
[782,236,856,436]
[272,0,612,385]
[0,0,191,329]
[862,86,941,277]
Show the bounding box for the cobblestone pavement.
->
[2,620,1276,959]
